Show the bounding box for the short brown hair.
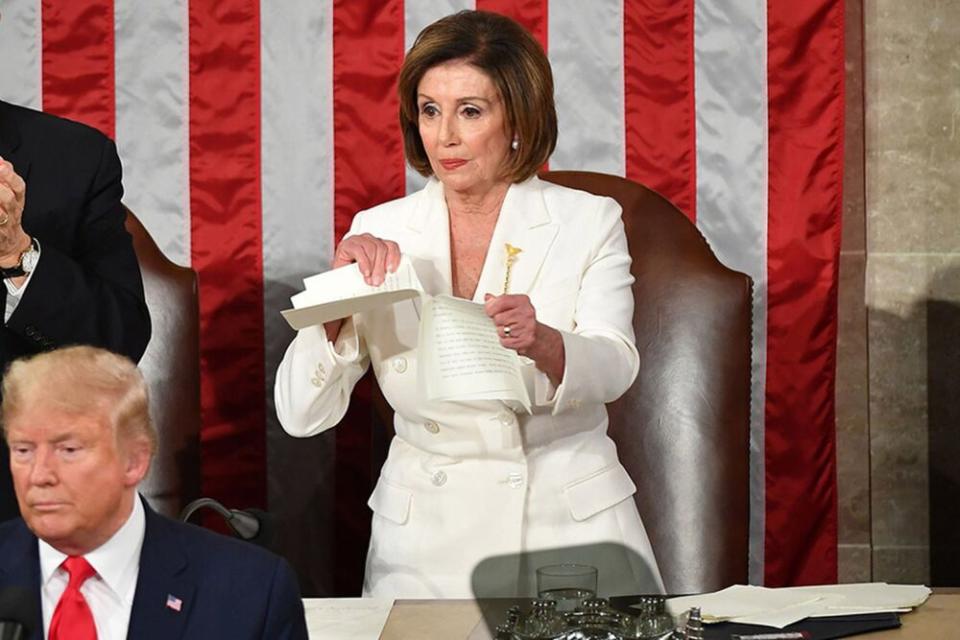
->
[398,10,557,183]
[2,346,157,455]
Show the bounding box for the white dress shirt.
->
[3,239,40,323]
[39,497,145,640]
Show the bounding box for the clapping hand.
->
[0,157,31,265]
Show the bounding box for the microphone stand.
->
[179,497,270,545]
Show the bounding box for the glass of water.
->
[536,563,598,611]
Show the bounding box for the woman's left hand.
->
[484,293,537,353]
[484,293,565,386]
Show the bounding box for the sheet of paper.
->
[666,583,932,629]
[785,582,931,610]
[728,597,834,628]
[281,256,423,330]
[419,295,531,412]
[281,259,532,408]
[302,598,394,640]
[666,585,821,623]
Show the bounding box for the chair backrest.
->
[124,207,202,518]
[540,171,752,594]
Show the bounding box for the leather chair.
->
[124,207,202,519]
[540,171,752,594]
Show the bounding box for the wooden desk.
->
[869,590,960,638]
[380,592,960,640]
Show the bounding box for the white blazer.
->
[275,177,664,598]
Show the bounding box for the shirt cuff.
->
[3,240,41,323]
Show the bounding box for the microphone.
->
[179,498,274,547]
[0,586,37,640]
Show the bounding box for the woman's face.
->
[416,60,512,197]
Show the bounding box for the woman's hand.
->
[333,233,401,286]
[484,293,565,386]
[323,233,401,342]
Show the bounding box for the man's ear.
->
[122,438,153,487]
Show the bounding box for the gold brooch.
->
[502,243,522,294]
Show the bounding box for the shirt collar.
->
[38,497,146,602]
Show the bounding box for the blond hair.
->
[398,10,558,183]
[2,346,157,454]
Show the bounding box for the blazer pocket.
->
[367,477,412,525]
[563,464,637,522]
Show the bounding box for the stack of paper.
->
[419,295,531,412]
[280,256,533,412]
[664,583,931,628]
[281,256,424,330]
[301,598,394,640]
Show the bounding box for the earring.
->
[511,138,519,151]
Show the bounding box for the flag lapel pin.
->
[165,594,183,612]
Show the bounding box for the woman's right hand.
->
[323,233,402,342]
[333,233,401,286]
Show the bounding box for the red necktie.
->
[49,556,98,640]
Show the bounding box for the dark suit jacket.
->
[0,100,151,519]
[0,499,309,640]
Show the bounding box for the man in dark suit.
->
[0,346,308,639]
[0,99,151,521]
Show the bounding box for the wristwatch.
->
[0,237,40,278]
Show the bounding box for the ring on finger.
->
[503,325,512,336]
[0,211,8,225]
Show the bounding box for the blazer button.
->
[431,471,447,487]
[392,357,408,373]
[497,411,515,426]
[507,472,524,489]
[311,363,326,387]
[423,420,440,434]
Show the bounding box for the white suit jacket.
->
[276,177,663,598]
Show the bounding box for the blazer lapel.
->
[405,178,453,296]
[473,177,559,302]
[0,520,44,640]
[406,177,559,301]
[126,501,195,640]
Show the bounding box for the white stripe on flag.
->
[549,0,625,175]
[693,0,769,584]
[403,0,475,195]
[261,0,335,404]
[0,0,42,110]
[115,0,191,265]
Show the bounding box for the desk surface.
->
[380,591,960,640]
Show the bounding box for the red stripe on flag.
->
[476,0,548,51]
[623,0,696,220]
[189,1,265,510]
[331,0,406,594]
[332,1,406,241]
[41,0,115,138]
[764,0,844,586]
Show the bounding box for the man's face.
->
[6,405,149,555]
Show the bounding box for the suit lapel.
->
[126,502,195,640]
[405,178,453,296]
[0,520,44,640]
[406,177,559,302]
[473,177,559,302]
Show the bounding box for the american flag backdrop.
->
[0,0,844,588]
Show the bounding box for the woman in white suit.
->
[276,10,664,599]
